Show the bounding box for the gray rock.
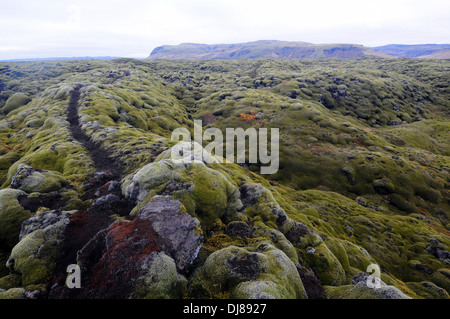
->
[356,281,411,299]
[19,209,72,240]
[351,272,411,299]
[10,164,35,189]
[91,194,120,208]
[0,121,13,130]
[25,119,43,128]
[355,196,367,207]
[10,164,67,194]
[352,272,370,285]
[137,195,203,271]
[233,93,245,100]
[227,221,253,238]
[426,245,450,265]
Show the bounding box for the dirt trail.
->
[48,86,135,298]
[67,85,124,175]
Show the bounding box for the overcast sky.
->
[0,0,449,59]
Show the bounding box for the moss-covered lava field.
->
[0,57,448,299]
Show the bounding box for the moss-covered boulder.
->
[6,210,72,288]
[431,269,450,293]
[25,119,44,128]
[2,93,31,114]
[122,158,242,229]
[189,242,307,299]
[10,164,69,194]
[0,274,22,290]
[324,273,411,299]
[131,252,188,299]
[0,288,26,299]
[0,188,31,249]
[303,242,346,286]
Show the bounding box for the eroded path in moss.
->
[67,85,124,175]
[48,86,136,298]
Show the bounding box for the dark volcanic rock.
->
[426,244,450,264]
[10,164,35,189]
[50,195,202,299]
[18,192,63,213]
[72,214,163,298]
[19,209,72,240]
[225,253,260,280]
[226,221,253,238]
[137,195,203,271]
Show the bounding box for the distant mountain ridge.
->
[148,40,450,60]
[148,40,390,60]
[370,44,450,58]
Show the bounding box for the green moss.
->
[123,158,241,229]
[12,166,69,194]
[0,152,21,171]
[14,258,50,287]
[131,252,187,299]
[431,269,450,293]
[372,178,395,194]
[2,93,31,114]
[127,111,148,130]
[304,242,346,286]
[59,189,87,210]
[189,243,307,299]
[390,193,417,213]
[7,212,70,287]
[0,274,21,290]
[324,282,411,299]
[0,58,448,299]
[285,188,450,291]
[406,281,449,299]
[25,118,44,128]
[0,188,32,249]
[0,287,26,299]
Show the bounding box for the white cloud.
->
[0,0,448,59]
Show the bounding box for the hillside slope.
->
[419,49,450,60]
